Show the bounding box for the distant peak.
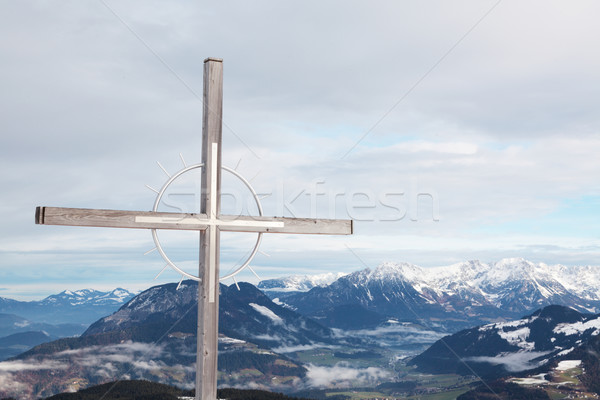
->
[361,261,424,282]
[258,271,348,292]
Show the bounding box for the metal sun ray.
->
[149,155,267,285]
[234,158,242,171]
[249,170,261,183]
[154,264,169,280]
[247,265,261,281]
[145,185,159,194]
[259,250,271,257]
[156,161,171,178]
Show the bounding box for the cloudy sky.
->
[1,1,599,300]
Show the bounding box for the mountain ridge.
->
[410,304,600,378]
[258,272,348,293]
[273,258,600,330]
[0,288,136,325]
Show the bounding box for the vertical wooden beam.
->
[197,58,223,400]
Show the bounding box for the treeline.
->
[218,388,310,400]
[43,379,187,400]
[219,351,306,377]
[39,380,312,400]
[457,381,550,399]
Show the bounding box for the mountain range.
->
[0,288,136,362]
[0,288,135,325]
[0,281,336,399]
[2,257,600,399]
[269,258,600,331]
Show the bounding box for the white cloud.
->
[466,351,551,372]
[53,341,168,377]
[252,334,283,343]
[0,360,67,372]
[0,359,68,398]
[272,344,330,353]
[305,363,391,388]
[0,341,199,398]
[336,324,446,345]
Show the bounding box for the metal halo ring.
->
[151,163,263,282]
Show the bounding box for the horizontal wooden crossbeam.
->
[35,206,353,235]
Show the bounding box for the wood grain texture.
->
[35,207,352,235]
[198,57,223,400]
[217,215,352,235]
[35,207,210,230]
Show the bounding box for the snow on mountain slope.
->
[262,259,600,309]
[283,262,462,330]
[410,305,600,378]
[280,258,600,331]
[415,258,599,311]
[258,272,348,292]
[40,288,135,306]
[0,288,137,325]
[553,316,600,336]
[249,303,284,325]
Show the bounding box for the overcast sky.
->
[1,1,599,300]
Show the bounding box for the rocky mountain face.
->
[276,258,600,331]
[84,280,336,349]
[410,305,600,378]
[0,281,335,399]
[0,288,135,325]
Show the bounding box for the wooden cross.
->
[35,58,352,400]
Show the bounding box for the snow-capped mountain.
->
[0,288,136,325]
[282,262,471,330]
[40,288,133,307]
[428,258,600,313]
[258,272,348,294]
[280,258,600,330]
[410,305,600,378]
